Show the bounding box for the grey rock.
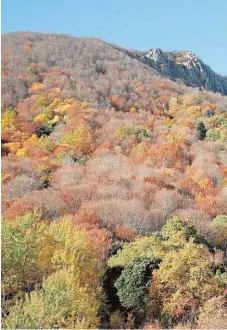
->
[137,48,227,95]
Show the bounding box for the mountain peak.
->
[141,48,227,94]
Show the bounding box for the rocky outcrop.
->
[138,48,227,95]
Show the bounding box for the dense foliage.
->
[1,32,227,329]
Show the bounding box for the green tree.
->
[196,121,206,140]
[114,258,160,309]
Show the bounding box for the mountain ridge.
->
[136,47,227,95]
[1,32,227,112]
[2,32,227,95]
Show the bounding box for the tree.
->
[161,216,205,250]
[196,121,206,140]
[114,258,160,309]
[2,108,18,130]
[109,311,126,329]
[197,296,227,329]
[108,235,164,268]
[98,199,153,236]
[25,40,33,55]
[153,189,183,221]
[151,240,223,323]
[2,214,102,328]
[3,269,100,329]
[35,124,53,137]
[2,174,42,201]
[61,124,93,155]
[2,212,46,315]
[114,224,137,242]
[211,214,227,248]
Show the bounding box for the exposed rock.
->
[138,48,227,95]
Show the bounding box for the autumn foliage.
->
[1,33,227,329]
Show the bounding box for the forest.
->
[1,32,227,329]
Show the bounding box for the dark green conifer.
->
[196,121,206,140]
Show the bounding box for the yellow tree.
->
[4,269,100,329]
[2,215,102,328]
[61,123,93,155]
[150,240,223,323]
[2,108,18,130]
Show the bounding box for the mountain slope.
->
[1,32,227,112]
[1,32,161,108]
[2,31,227,329]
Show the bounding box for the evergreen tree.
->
[196,121,206,140]
[114,257,160,309]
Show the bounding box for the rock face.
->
[138,48,227,95]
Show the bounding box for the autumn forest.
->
[1,32,227,329]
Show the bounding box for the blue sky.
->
[2,0,227,74]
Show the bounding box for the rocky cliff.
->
[137,48,227,95]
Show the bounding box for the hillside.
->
[2,32,161,109]
[1,32,227,329]
[2,32,227,111]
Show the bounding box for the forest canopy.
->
[1,32,227,329]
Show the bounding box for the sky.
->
[2,0,227,74]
